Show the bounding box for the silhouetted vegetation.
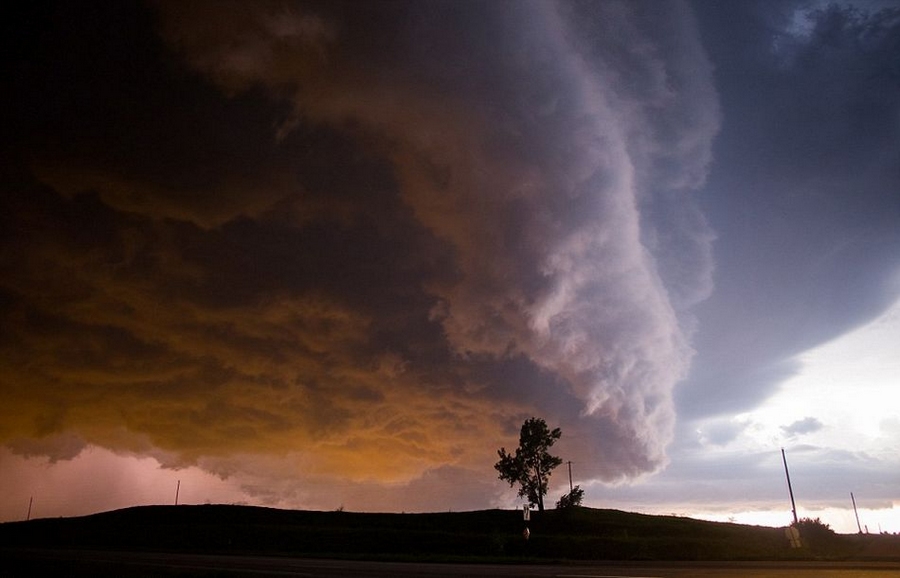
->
[495,417,562,512]
[555,485,584,509]
[794,516,845,556]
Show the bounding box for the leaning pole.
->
[782,448,798,525]
[851,492,863,534]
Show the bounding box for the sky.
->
[2,0,898,534]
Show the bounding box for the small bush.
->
[556,486,584,509]
[795,517,842,555]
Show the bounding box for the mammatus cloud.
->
[1,0,718,510]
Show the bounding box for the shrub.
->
[556,485,584,509]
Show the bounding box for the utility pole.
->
[851,492,862,534]
[175,480,181,506]
[26,496,33,521]
[567,461,573,492]
[782,448,798,525]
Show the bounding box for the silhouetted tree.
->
[796,517,840,553]
[556,485,584,509]
[495,417,562,512]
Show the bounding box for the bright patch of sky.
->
[735,295,900,456]
[695,504,900,535]
[686,296,900,533]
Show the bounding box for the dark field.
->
[1,505,898,573]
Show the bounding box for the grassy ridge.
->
[1,505,897,562]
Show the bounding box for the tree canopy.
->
[494,417,562,511]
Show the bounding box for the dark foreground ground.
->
[3,549,900,578]
[1,505,898,575]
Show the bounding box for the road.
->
[3,549,900,577]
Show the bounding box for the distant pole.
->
[567,461,573,492]
[26,496,33,521]
[851,492,862,534]
[782,449,798,525]
[175,480,181,506]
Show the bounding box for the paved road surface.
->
[3,549,899,577]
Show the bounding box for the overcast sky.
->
[2,0,898,533]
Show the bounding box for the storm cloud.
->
[679,0,900,419]
[1,0,719,508]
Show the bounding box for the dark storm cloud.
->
[153,0,721,481]
[4,2,300,227]
[6,432,87,464]
[0,169,474,476]
[2,0,720,507]
[680,0,900,418]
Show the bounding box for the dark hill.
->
[1,505,897,562]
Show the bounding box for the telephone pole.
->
[782,448,798,525]
[567,461,573,492]
[175,480,181,506]
[851,492,862,534]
